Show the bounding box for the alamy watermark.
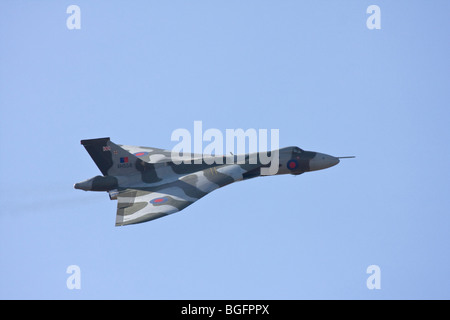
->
[65,5,381,33]
[66,5,81,30]
[366,264,381,290]
[171,121,280,175]
[66,265,81,290]
[366,5,381,30]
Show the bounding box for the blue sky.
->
[1,1,449,299]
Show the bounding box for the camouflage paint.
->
[75,138,340,226]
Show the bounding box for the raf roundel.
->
[150,197,169,205]
[134,151,149,157]
[287,159,298,170]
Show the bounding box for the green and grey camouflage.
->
[74,137,343,226]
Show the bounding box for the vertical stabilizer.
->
[80,137,141,176]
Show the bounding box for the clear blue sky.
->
[1,1,449,299]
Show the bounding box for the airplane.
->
[74,137,353,226]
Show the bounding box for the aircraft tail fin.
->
[80,137,141,176]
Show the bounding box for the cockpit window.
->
[293,147,304,154]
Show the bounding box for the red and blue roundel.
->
[287,159,298,170]
[134,151,149,157]
[150,197,169,205]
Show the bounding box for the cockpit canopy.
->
[292,147,304,155]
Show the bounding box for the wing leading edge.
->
[115,164,247,226]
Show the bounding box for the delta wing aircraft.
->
[74,138,352,226]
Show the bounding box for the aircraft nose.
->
[309,153,340,171]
